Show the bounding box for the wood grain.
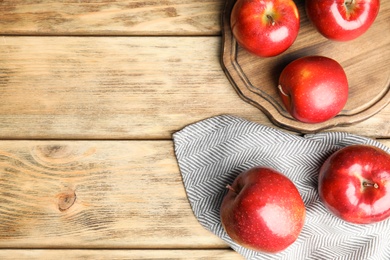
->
[0,36,389,139]
[221,0,390,133]
[0,141,226,248]
[0,0,223,36]
[0,249,243,259]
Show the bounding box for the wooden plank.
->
[0,249,243,259]
[0,140,388,249]
[0,36,389,139]
[0,141,227,248]
[0,36,272,139]
[0,0,223,36]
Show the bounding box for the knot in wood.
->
[39,145,73,159]
[58,190,76,212]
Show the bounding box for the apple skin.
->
[278,56,349,123]
[231,0,300,57]
[220,166,306,253]
[319,145,390,224]
[306,0,380,41]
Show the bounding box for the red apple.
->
[220,166,306,253]
[278,56,349,123]
[306,0,380,41]
[319,144,390,224]
[231,0,300,57]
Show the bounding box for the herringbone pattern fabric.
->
[173,115,390,260]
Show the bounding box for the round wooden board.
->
[221,0,390,133]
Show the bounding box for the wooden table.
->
[0,1,389,259]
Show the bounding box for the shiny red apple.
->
[319,144,390,224]
[220,166,306,253]
[230,0,300,57]
[306,0,380,41]
[278,56,349,123]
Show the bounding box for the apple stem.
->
[267,14,275,26]
[344,0,355,9]
[363,182,379,189]
[278,84,289,97]
[226,184,237,193]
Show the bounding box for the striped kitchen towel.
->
[172,115,390,260]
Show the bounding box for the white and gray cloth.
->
[172,115,390,260]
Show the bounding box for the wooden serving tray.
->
[221,0,390,133]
